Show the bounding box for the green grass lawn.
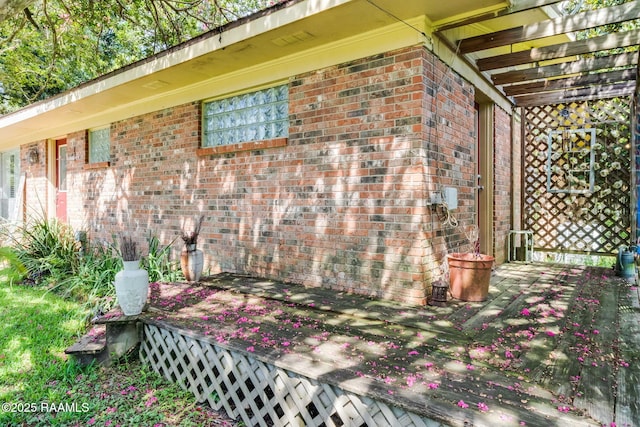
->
[0,283,237,427]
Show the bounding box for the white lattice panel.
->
[140,323,439,427]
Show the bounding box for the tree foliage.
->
[563,0,640,40]
[0,0,283,114]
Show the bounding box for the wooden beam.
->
[459,1,640,54]
[503,69,637,96]
[514,81,636,106]
[637,53,640,98]
[491,51,639,85]
[435,0,563,32]
[636,48,640,97]
[477,29,640,71]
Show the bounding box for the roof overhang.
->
[1,0,597,150]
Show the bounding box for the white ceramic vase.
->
[114,260,149,316]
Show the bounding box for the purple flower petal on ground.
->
[457,400,469,408]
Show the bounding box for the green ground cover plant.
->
[0,219,234,426]
[0,284,235,426]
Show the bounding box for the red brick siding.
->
[493,106,512,264]
[248,46,429,304]
[66,130,89,225]
[423,55,477,272]
[20,141,48,220]
[22,44,511,306]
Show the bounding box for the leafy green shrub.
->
[4,218,183,315]
[143,234,184,283]
[72,241,121,314]
[10,218,79,286]
[0,246,25,284]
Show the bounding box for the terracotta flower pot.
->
[447,253,495,302]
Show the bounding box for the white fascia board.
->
[0,0,353,135]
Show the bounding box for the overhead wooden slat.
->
[503,69,637,96]
[491,51,639,85]
[459,1,640,54]
[636,48,640,94]
[435,0,564,33]
[513,81,636,107]
[637,53,640,98]
[437,0,640,106]
[477,29,640,71]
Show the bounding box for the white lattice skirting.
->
[140,323,439,427]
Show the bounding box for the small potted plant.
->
[180,216,204,282]
[446,225,494,302]
[114,236,149,315]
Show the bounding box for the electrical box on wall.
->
[443,187,458,210]
[430,192,442,205]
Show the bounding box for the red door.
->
[55,139,67,222]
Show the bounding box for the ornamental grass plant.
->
[1,218,183,316]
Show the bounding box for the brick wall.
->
[20,141,48,221]
[73,104,202,242]
[423,55,477,269]
[214,46,432,304]
[493,106,512,264]
[23,44,507,306]
[66,130,89,227]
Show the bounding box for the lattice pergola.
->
[434,1,639,108]
[523,98,632,254]
[433,0,640,256]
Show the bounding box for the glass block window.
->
[88,126,110,163]
[202,85,289,148]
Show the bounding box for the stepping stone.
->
[65,324,108,366]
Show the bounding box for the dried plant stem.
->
[182,215,204,249]
[464,225,481,257]
[120,236,138,261]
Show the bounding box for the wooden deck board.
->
[533,267,609,401]
[132,262,636,426]
[616,284,640,426]
[572,277,620,424]
[64,324,106,354]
